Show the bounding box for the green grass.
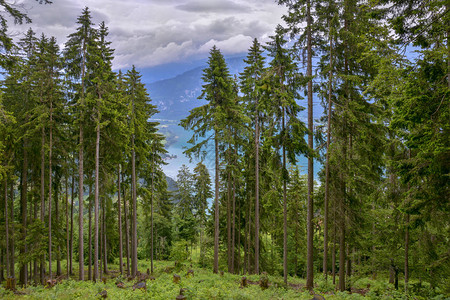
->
[1,260,448,299]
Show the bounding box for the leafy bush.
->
[170,240,190,262]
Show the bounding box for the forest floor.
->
[0,260,447,299]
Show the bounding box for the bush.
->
[170,240,190,262]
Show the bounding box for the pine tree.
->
[181,46,235,274]
[64,7,97,280]
[263,25,309,283]
[124,65,158,277]
[193,162,212,267]
[239,38,265,274]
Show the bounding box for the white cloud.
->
[8,0,286,69]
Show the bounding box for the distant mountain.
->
[146,56,247,122]
[143,56,324,179]
[166,176,178,192]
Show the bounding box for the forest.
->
[0,0,449,299]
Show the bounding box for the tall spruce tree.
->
[64,7,97,280]
[239,38,265,274]
[181,46,235,274]
[263,25,309,284]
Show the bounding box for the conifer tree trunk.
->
[65,174,69,279]
[48,102,53,281]
[94,119,100,281]
[227,167,231,273]
[231,176,236,274]
[254,97,260,275]
[339,174,346,292]
[405,150,411,292]
[323,21,333,280]
[131,136,138,277]
[10,184,15,279]
[33,199,38,284]
[247,194,252,273]
[117,166,123,275]
[54,188,60,277]
[103,196,108,274]
[20,140,28,286]
[213,131,219,274]
[306,0,314,290]
[99,204,103,280]
[4,177,9,278]
[78,124,84,281]
[332,196,337,285]
[88,181,92,281]
[282,109,288,285]
[243,202,248,274]
[150,162,154,274]
[0,250,3,282]
[237,195,241,274]
[40,124,45,284]
[123,173,130,275]
[56,185,61,277]
[70,174,74,275]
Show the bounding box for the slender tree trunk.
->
[20,140,28,286]
[94,120,100,281]
[0,249,3,282]
[346,243,351,288]
[332,195,337,285]
[227,167,231,273]
[150,162,154,274]
[323,21,333,280]
[123,173,130,276]
[88,180,92,281]
[237,195,241,274]
[103,196,108,274]
[117,166,123,275]
[254,101,260,275]
[231,176,236,274]
[56,181,61,276]
[4,177,9,278]
[282,109,288,285]
[339,175,346,292]
[65,173,69,279]
[40,124,45,284]
[405,149,411,293]
[48,103,53,281]
[213,131,219,274]
[78,125,84,281]
[405,213,410,292]
[247,193,252,274]
[99,202,103,280]
[243,200,248,275]
[10,183,15,279]
[33,198,38,284]
[306,0,314,290]
[131,137,138,277]
[70,174,74,276]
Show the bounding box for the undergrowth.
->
[0,260,448,299]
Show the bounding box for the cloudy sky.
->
[9,0,286,70]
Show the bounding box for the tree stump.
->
[260,275,269,290]
[132,281,146,291]
[241,276,247,288]
[186,269,194,277]
[6,277,16,291]
[173,274,181,284]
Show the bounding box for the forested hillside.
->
[0,0,448,299]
